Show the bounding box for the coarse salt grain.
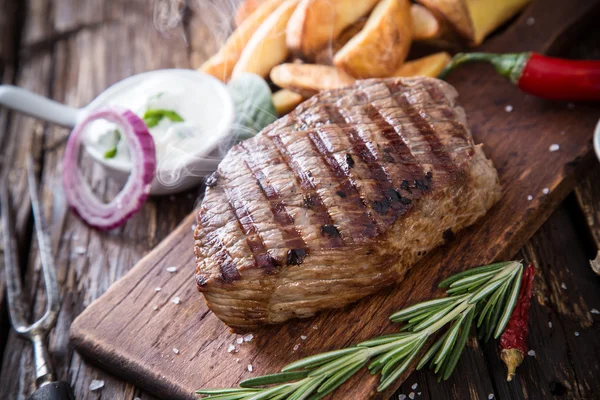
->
[236,337,244,344]
[549,321,553,328]
[89,380,105,391]
[505,105,513,113]
[574,331,580,337]
[173,348,180,354]
[155,287,161,292]
[543,188,550,195]
[74,246,86,255]
[527,350,536,356]
[399,395,407,400]
[549,144,560,152]
[591,308,600,315]
[411,383,418,390]
[488,394,495,399]
[243,333,254,342]
[313,325,318,330]
[293,344,300,351]
[300,335,307,340]
[152,305,158,311]
[134,398,141,400]
[247,364,253,372]
[227,344,236,353]
[409,392,415,400]
[561,282,567,290]
[527,195,533,201]
[166,266,177,273]
[418,393,421,396]
[526,16,535,25]
[171,297,181,305]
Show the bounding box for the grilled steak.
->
[194,77,501,331]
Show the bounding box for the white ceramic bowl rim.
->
[83,69,234,174]
[594,119,600,163]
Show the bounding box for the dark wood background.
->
[0,0,599,399]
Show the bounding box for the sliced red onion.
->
[62,106,156,230]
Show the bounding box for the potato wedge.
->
[270,64,355,97]
[272,89,304,115]
[411,4,443,41]
[198,0,284,81]
[334,0,413,78]
[392,52,451,78]
[233,0,300,79]
[416,0,530,45]
[235,0,268,27]
[286,0,380,60]
[313,17,367,65]
[467,0,531,45]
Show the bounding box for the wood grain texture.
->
[69,0,600,399]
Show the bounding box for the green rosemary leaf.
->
[245,383,295,400]
[195,393,254,400]
[442,308,475,380]
[307,351,365,378]
[493,264,523,338]
[357,333,410,347]
[389,296,459,321]
[433,310,466,367]
[287,376,326,400]
[317,359,367,395]
[468,267,514,304]
[377,340,425,391]
[282,348,359,372]
[477,280,507,328]
[438,261,511,288]
[416,333,446,370]
[240,371,309,388]
[411,302,459,332]
[448,269,500,288]
[379,339,422,378]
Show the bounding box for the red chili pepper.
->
[499,263,535,381]
[438,52,600,101]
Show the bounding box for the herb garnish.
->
[142,109,184,128]
[103,129,121,159]
[197,261,524,399]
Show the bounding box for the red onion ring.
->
[62,106,156,230]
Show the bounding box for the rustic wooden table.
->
[0,1,599,399]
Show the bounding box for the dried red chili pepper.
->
[439,52,600,101]
[499,263,535,381]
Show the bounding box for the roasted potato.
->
[417,0,530,45]
[272,89,304,115]
[235,0,268,26]
[392,52,451,78]
[270,63,355,97]
[199,0,284,81]
[334,0,413,78]
[286,0,380,60]
[233,0,300,79]
[411,4,443,41]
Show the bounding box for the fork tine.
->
[0,180,30,333]
[25,155,60,333]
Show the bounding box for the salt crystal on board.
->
[398,395,407,400]
[574,331,580,337]
[549,144,560,152]
[411,383,418,390]
[488,394,495,399]
[247,364,253,372]
[549,321,553,328]
[300,335,307,340]
[293,344,300,351]
[155,287,162,292]
[152,305,158,311]
[89,380,105,391]
[166,266,177,273]
[236,337,244,344]
[527,350,536,356]
[74,246,86,255]
[543,188,550,195]
[171,297,181,305]
[527,195,533,201]
[409,392,415,400]
[591,308,600,315]
[505,105,513,113]
[243,333,254,342]
[227,344,236,353]
[526,16,535,25]
[173,348,180,354]
[313,325,318,330]
[561,282,567,290]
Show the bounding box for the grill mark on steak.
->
[321,105,409,223]
[306,130,380,238]
[239,142,307,252]
[266,134,344,248]
[222,184,280,273]
[385,81,456,172]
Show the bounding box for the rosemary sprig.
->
[197,261,524,399]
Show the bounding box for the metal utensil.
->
[1,156,74,400]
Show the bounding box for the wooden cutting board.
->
[70,1,600,399]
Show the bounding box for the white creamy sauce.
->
[83,75,217,171]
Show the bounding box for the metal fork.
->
[1,155,73,400]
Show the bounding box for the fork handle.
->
[28,381,74,400]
